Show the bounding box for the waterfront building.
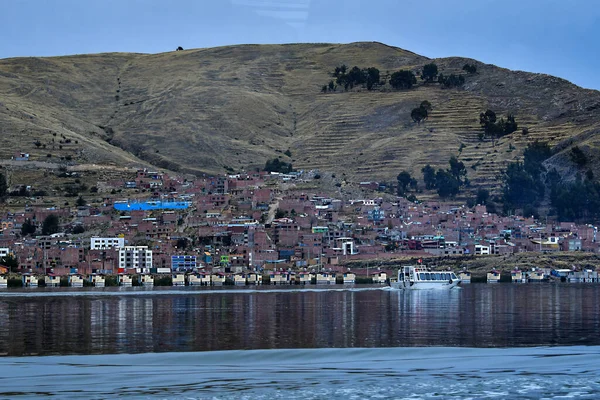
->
[88,274,105,287]
[118,246,153,273]
[171,255,197,271]
[22,274,38,287]
[140,274,154,286]
[0,275,7,288]
[342,272,356,284]
[117,274,133,286]
[45,274,61,287]
[211,272,226,285]
[172,273,186,286]
[68,274,84,287]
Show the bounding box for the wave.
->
[0,347,599,399]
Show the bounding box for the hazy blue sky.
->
[1,0,599,89]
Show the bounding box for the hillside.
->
[1,42,600,189]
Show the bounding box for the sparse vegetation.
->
[462,64,477,74]
[264,158,293,174]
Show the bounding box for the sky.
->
[1,0,599,89]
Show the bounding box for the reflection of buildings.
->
[2,285,600,355]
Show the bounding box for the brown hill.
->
[1,42,599,188]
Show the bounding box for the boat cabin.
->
[399,266,458,283]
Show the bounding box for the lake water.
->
[0,284,599,398]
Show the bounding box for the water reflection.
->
[0,285,599,356]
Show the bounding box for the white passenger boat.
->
[391,266,461,290]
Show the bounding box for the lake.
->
[0,284,599,398]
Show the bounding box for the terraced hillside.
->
[1,42,600,189]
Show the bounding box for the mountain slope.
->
[1,42,599,187]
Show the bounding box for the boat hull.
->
[390,280,461,290]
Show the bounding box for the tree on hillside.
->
[176,46,184,51]
[422,164,436,189]
[421,63,438,82]
[397,171,412,195]
[420,101,432,112]
[42,214,60,236]
[365,67,380,90]
[21,218,36,236]
[435,169,460,198]
[389,70,417,89]
[448,156,467,184]
[438,73,465,88]
[411,106,428,123]
[571,146,588,167]
[462,64,477,74]
[476,188,489,205]
[265,158,293,174]
[0,172,6,200]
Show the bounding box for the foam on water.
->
[0,347,598,399]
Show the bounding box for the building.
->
[171,255,197,271]
[118,246,153,273]
[90,237,125,250]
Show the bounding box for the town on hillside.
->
[0,167,598,284]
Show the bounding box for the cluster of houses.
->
[1,168,599,283]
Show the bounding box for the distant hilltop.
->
[1,41,599,189]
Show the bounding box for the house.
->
[296,271,311,284]
[246,271,262,285]
[172,273,186,286]
[211,272,226,286]
[0,275,7,288]
[371,271,387,284]
[68,274,84,287]
[140,274,154,286]
[316,271,335,284]
[342,272,356,284]
[119,246,153,273]
[22,274,38,287]
[117,274,133,286]
[88,274,105,287]
[44,274,61,287]
[90,237,124,250]
[189,272,210,285]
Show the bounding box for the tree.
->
[448,156,467,183]
[479,109,497,128]
[570,146,588,166]
[503,114,518,135]
[422,164,436,189]
[462,64,477,74]
[21,218,36,236]
[176,237,188,250]
[0,172,6,200]
[76,196,86,207]
[0,254,19,273]
[389,70,417,89]
[476,188,489,205]
[364,67,380,90]
[420,101,432,112]
[397,171,412,195]
[410,106,428,123]
[439,73,465,88]
[264,158,293,174]
[435,170,460,198]
[328,80,336,91]
[421,63,438,82]
[72,225,85,234]
[321,85,327,93]
[42,214,60,236]
[176,46,184,51]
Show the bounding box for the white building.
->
[90,237,125,250]
[0,248,9,258]
[119,246,153,273]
